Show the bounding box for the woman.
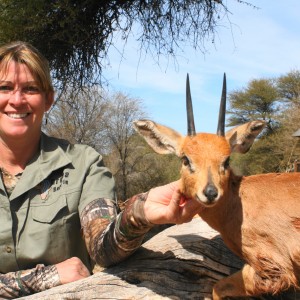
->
[0,41,201,299]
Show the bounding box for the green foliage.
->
[230,138,283,175]
[0,0,119,87]
[228,70,300,175]
[227,79,279,133]
[277,69,300,106]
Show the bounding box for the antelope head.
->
[133,74,265,206]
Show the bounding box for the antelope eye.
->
[223,157,230,169]
[181,155,190,167]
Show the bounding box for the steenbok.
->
[133,74,300,299]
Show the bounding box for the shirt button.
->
[6,246,12,253]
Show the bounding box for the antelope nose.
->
[204,184,218,202]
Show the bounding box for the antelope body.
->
[133,74,300,299]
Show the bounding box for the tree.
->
[277,69,300,108]
[105,134,181,200]
[265,104,300,172]
[227,78,281,175]
[227,78,280,134]
[128,135,180,197]
[227,70,300,175]
[45,88,110,151]
[0,0,256,88]
[231,104,300,175]
[103,92,146,200]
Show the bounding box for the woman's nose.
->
[8,90,24,105]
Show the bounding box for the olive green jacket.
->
[0,133,116,273]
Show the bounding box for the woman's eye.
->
[0,85,12,92]
[23,86,40,94]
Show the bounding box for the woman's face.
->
[0,61,53,142]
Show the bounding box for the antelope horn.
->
[186,73,196,136]
[217,73,226,136]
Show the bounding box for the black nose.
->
[204,184,218,202]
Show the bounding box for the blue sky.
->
[103,0,300,135]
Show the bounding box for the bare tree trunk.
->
[21,218,300,300]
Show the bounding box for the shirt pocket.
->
[22,195,77,266]
[32,195,68,223]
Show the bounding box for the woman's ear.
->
[45,91,54,112]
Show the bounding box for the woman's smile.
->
[5,112,30,119]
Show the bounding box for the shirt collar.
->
[9,132,72,201]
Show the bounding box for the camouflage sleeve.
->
[0,264,60,298]
[80,193,154,268]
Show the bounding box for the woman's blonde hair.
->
[0,41,54,96]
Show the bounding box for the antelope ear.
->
[133,120,184,155]
[225,121,266,154]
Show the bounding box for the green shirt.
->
[0,132,116,273]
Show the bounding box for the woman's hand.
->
[55,257,90,284]
[143,180,204,225]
